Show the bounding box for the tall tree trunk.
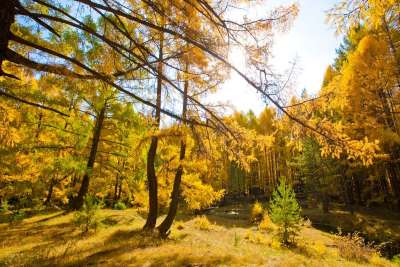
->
[117,179,122,200]
[387,161,400,209]
[354,174,363,206]
[143,33,164,230]
[321,193,330,213]
[157,63,189,237]
[44,178,55,206]
[113,173,120,203]
[71,105,106,210]
[0,0,15,78]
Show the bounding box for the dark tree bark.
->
[44,175,69,206]
[321,192,330,213]
[71,104,106,210]
[143,33,164,230]
[117,178,122,200]
[0,0,16,78]
[354,174,363,206]
[157,63,188,237]
[387,161,400,210]
[113,173,120,202]
[44,178,55,206]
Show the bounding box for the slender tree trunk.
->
[143,33,164,230]
[157,63,189,237]
[387,161,400,209]
[382,17,400,90]
[354,174,363,206]
[117,180,122,200]
[321,193,330,213]
[35,113,43,139]
[113,173,120,202]
[71,105,106,210]
[44,178,55,206]
[340,166,354,214]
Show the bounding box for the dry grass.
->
[335,231,378,263]
[0,207,396,267]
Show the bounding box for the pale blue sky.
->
[209,0,342,115]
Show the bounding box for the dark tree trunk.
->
[0,0,15,78]
[354,174,363,206]
[321,193,330,213]
[117,179,122,200]
[71,105,106,210]
[387,161,400,210]
[340,167,354,214]
[143,137,159,229]
[143,34,164,230]
[44,178,55,206]
[347,177,355,214]
[157,142,186,237]
[157,68,188,237]
[35,113,43,139]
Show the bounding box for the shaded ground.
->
[303,207,400,258]
[0,206,397,267]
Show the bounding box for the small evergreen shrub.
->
[250,201,264,223]
[269,177,302,245]
[73,195,103,233]
[113,201,127,210]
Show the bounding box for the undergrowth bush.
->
[392,254,400,264]
[244,230,270,245]
[9,209,26,223]
[73,195,103,233]
[335,230,377,263]
[251,201,264,223]
[296,240,328,258]
[193,215,213,230]
[258,213,277,232]
[0,200,9,214]
[113,201,127,210]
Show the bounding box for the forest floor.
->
[0,205,399,267]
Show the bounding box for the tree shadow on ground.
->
[62,229,166,266]
[128,252,235,267]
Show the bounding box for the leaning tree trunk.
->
[143,33,164,230]
[157,63,188,237]
[71,105,106,210]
